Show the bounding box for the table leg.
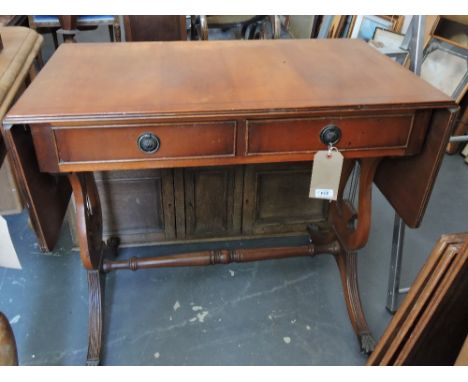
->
[68,172,111,365]
[308,224,375,354]
[334,249,375,354]
[68,161,380,362]
[86,269,103,366]
[311,157,381,353]
[86,238,120,366]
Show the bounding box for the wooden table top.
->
[4,39,453,125]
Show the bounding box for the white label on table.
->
[314,189,334,199]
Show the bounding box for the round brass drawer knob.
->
[137,133,160,154]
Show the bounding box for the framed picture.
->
[285,15,319,39]
[379,15,405,33]
[350,15,394,41]
[430,16,468,49]
[316,15,349,38]
[328,16,349,38]
[368,27,409,65]
[339,16,357,38]
[421,38,468,102]
[372,27,405,49]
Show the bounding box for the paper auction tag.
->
[309,149,344,201]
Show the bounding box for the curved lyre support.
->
[308,157,380,353]
[330,158,381,252]
[330,158,380,353]
[68,173,116,365]
[68,172,103,270]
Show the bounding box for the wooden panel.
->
[94,169,175,245]
[37,110,432,174]
[246,114,416,156]
[53,121,237,164]
[368,233,468,366]
[73,162,327,246]
[173,169,186,239]
[446,93,468,154]
[243,162,326,235]
[375,108,458,228]
[123,15,187,42]
[3,124,71,251]
[184,166,242,238]
[30,123,61,172]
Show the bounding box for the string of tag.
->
[327,144,339,158]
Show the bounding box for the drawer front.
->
[54,121,237,163]
[246,114,415,155]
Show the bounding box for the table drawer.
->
[54,121,237,164]
[245,114,416,155]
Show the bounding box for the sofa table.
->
[2,39,456,365]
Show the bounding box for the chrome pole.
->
[386,16,426,313]
[386,213,406,313]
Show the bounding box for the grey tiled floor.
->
[1,24,467,365]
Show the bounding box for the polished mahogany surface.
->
[5,39,452,124]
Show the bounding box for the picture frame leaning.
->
[421,38,468,103]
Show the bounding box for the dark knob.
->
[320,124,341,146]
[137,133,160,154]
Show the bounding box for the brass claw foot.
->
[359,332,376,355]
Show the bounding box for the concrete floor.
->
[0,24,467,366]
